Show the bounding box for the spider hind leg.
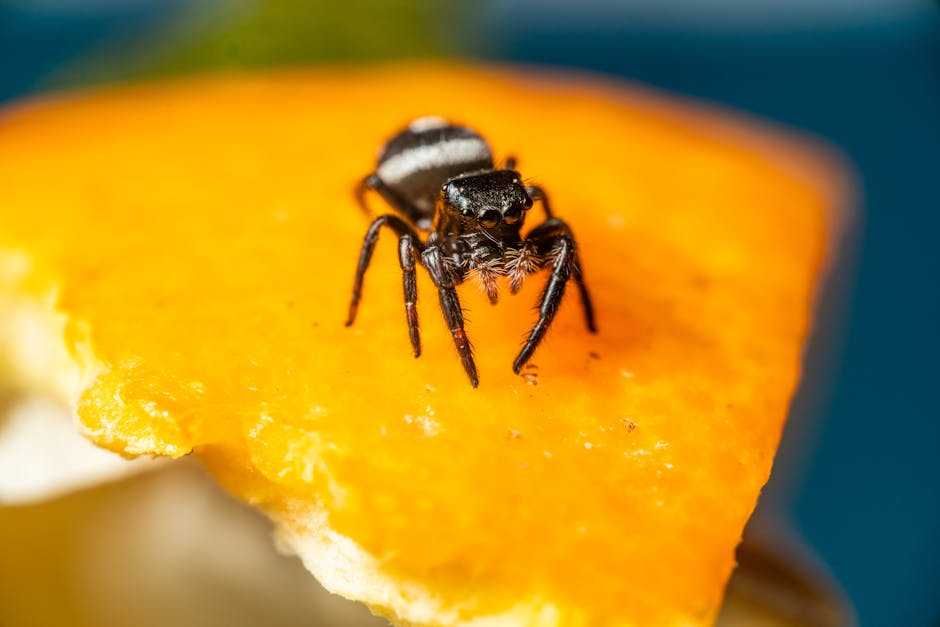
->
[356,173,434,231]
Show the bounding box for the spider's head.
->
[441,170,533,230]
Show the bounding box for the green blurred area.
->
[58,0,483,88]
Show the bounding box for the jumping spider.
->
[346,116,597,387]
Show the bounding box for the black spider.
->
[345,116,597,387]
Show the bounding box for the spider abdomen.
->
[374,117,494,228]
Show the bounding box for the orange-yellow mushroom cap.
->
[0,64,845,626]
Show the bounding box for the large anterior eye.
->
[479,210,501,228]
[503,203,523,224]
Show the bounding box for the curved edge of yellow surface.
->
[0,251,99,403]
[0,256,186,460]
[0,253,162,504]
[0,63,854,626]
[274,501,564,626]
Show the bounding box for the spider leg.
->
[512,235,573,374]
[512,218,597,373]
[572,261,598,333]
[399,234,422,357]
[357,172,433,231]
[422,245,479,387]
[346,215,425,358]
[525,184,555,220]
[526,217,597,333]
[354,173,381,219]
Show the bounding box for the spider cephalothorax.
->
[346,116,596,387]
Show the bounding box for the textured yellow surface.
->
[0,65,837,625]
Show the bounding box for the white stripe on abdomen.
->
[377,138,491,184]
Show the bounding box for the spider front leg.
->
[398,234,422,357]
[422,245,479,387]
[512,218,597,374]
[345,214,424,358]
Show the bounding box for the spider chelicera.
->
[345,116,597,387]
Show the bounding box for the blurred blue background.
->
[1,1,937,625]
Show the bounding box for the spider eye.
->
[479,210,501,228]
[460,207,474,217]
[503,203,523,225]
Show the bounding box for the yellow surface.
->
[0,65,838,625]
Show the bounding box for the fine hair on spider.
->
[346,116,597,387]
